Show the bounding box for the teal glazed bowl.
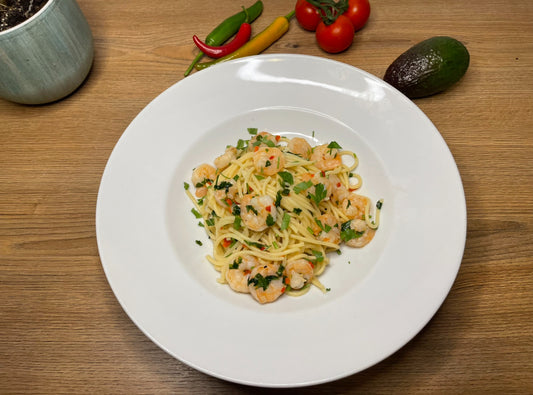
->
[0,0,94,104]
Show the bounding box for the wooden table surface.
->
[1,0,532,392]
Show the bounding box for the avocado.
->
[383,36,470,99]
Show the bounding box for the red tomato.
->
[295,0,321,31]
[344,0,371,31]
[315,14,355,53]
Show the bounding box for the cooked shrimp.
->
[329,174,349,204]
[345,219,375,248]
[214,146,237,170]
[191,164,216,198]
[341,193,369,220]
[314,213,341,245]
[253,147,285,176]
[310,144,342,172]
[225,255,258,293]
[248,262,285,304]
[284,259,314,290]
[248,131,278,151]
[240,194,277,232]
[301,172,335,200]
[287,137,312,159]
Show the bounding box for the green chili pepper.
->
[184,1,264,76]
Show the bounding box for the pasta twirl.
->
[185,131,382,304]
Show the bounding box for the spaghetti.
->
[185,130,382,304]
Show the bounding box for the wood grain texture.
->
[1,0,532,392]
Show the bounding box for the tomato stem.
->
[306,0,348,25]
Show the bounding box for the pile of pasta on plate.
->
[185,129,382,304]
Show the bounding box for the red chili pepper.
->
[193,22,252,59]
[222,238,233,248]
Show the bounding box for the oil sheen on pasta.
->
[185,130,382,304]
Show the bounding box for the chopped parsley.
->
[184,182,190,190]
[246,205,258,215]
[195,240,203,246]
[191,208,202,219]
[311,250,324,263]
[314,218,332,233]
[275,191,283,207]
[294,181,313,194]
[236,139,248,150]
[308,183,327,205]
[214,181,233,191]
[244,240,266,249]
[278,171,294,185]
[340,220,364,242]
[327,141,342,149]
[247,127,258,135]
[376,200,383,210]
[233,215,242,230]
[266,213,275,227]
[280,212,291,230]
[248,273,278,290]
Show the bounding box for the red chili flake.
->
[265,205,272,212]
[222,238,232,248]
[254,146,259,152]
[275,135,281,141]
[281,287,286,293]
[225,198,233,206]
[269,155,274,160]
[337,182,341,187]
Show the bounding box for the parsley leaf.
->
[266,214,275,227]
[314,218,332,233]
[308,183,327,205]
[247,127,258,135]
[236,139,248,150]
[327,141,342,149]
[340,220,364,242]
[294,181,313,194]
[214,181,233,191]
[275,191,282,207]
[278,171,294,185]
[191,208,202,219]
[248,273,278,290]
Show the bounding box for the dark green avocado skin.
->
[384,36,470,99]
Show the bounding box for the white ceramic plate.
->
[96,54,466,387]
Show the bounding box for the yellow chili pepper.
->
[195,10,295,71]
